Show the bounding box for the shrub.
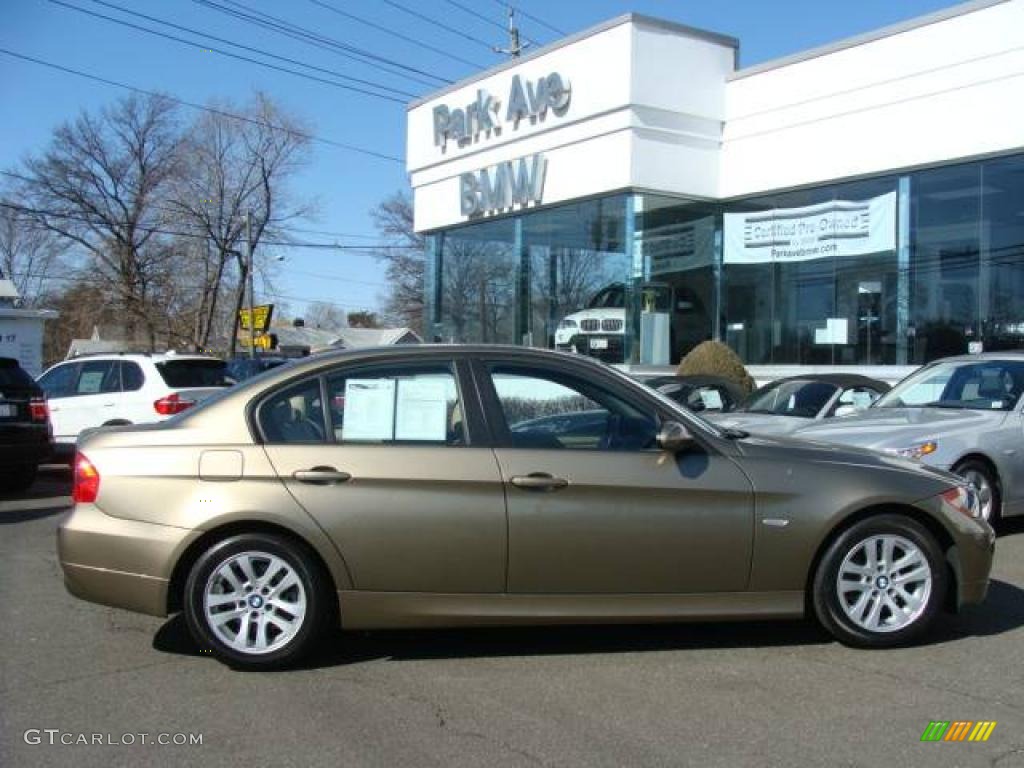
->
[676,340,755,396]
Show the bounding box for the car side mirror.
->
[657,420,694,452]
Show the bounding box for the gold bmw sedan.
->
[58,346,995,669]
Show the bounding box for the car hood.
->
[732,430,962,488]
[790,406,1009,451]
[562,307,625,324]
[706,412,810,435]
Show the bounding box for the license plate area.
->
[589,338,609,350]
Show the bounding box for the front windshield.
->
[741,380,840,418]
[875,359,1024,411]
[587,284,625,309]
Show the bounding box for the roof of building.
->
[271,324,422,352]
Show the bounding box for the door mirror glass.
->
[657,420,694,452]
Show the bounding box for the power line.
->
[0,199,422,251]
[306,0,486,70]
[197,0,449,89]
[379,0,498,52]
[82,0,417,99]
[442,0,541,48]
[490,0,566,37]
[0,48,403,163]
[48,0,407,104]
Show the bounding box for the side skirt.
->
[337,590,805,630]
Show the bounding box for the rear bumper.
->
[0,438,51,466]
[57,502,198,617]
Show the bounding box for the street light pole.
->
[246,209,255,360]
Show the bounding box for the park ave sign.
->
[432,71,571,150]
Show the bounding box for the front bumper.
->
[556,333,624,363]
[57,502,198,617]
[945,513,995,610]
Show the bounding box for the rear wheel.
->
[952,459,1000,524]
[183,533,333,669]
[812,515,946,647]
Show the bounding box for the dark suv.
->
[0,357,52,492]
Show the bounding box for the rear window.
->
[156,359,229,388]
[0,359,36,389]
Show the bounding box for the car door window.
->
[74,361,119,395]
[258,379,326,444]
[488,366,658,451]
[120,361,144,392]
[38,363,79,398]
[325,365,463,445]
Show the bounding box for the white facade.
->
[407,0,1024,232]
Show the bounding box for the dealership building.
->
[406,0,1024,378]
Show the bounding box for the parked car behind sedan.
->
[0,357,51,492]
[793,353,1024,524]
[642,374,746,414]
[225,355,291,383]
[58,346,993,669]
[707,374,889,435]
[37,353,231,458]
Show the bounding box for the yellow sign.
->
[239,333,273,350]
[239,304,273,332]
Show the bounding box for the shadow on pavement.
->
[154,577,1024,670]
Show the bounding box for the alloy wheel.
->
[835,534,932,634]
[203,551,307,655]
[961,469,994,522]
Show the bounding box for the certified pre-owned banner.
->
[723,191,896,264]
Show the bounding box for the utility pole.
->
[246,208,255,360]
[493,4,528,59]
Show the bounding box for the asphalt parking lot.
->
[2,468,1023,768]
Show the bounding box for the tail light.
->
[29,397,49,423]
[154,393,196,415]
[72,452,100,504]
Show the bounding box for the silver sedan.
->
[793,353,1024,523]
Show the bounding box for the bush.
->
[676,340,755,396]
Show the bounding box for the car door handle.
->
[293,467,352,485]
[510,473,569,491]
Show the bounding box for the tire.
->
[0,464,37,493]
[952,459,1001,525]
[183,533,333,670]
[812,514,947,648]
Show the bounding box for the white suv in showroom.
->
[37,353,230,456]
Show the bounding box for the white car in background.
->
[554,284,626,362]
[37,353,231,455]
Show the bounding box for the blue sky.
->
[0,0,965,320]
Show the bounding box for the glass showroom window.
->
[635,195,717,364]
[435,217,518,344]
[722,178,899,365]
[524,196,629,363]
[980,154,1024,354]
[910,162,982,362]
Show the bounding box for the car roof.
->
[765,373,890,390]
[924,351,1024,364]
[61,353,224,363]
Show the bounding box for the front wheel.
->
[183,533,333,669]
[952,459,1001,524]
[812,515,946,647]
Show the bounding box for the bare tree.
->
[304,300,347,329]
[346,310,380,329]
[167,93,312,353]
[12,93,183,348]
[0,203,67,305]
[370,191,425,330]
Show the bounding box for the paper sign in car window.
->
[850,390,874,409]
[699,388,724,410]
[342,378,396,440]
[77,371,105,394]
[396,377,449,441]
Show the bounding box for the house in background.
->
[270,320,421,358]
[0,279,58,377]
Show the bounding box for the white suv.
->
[37,353,230,451]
